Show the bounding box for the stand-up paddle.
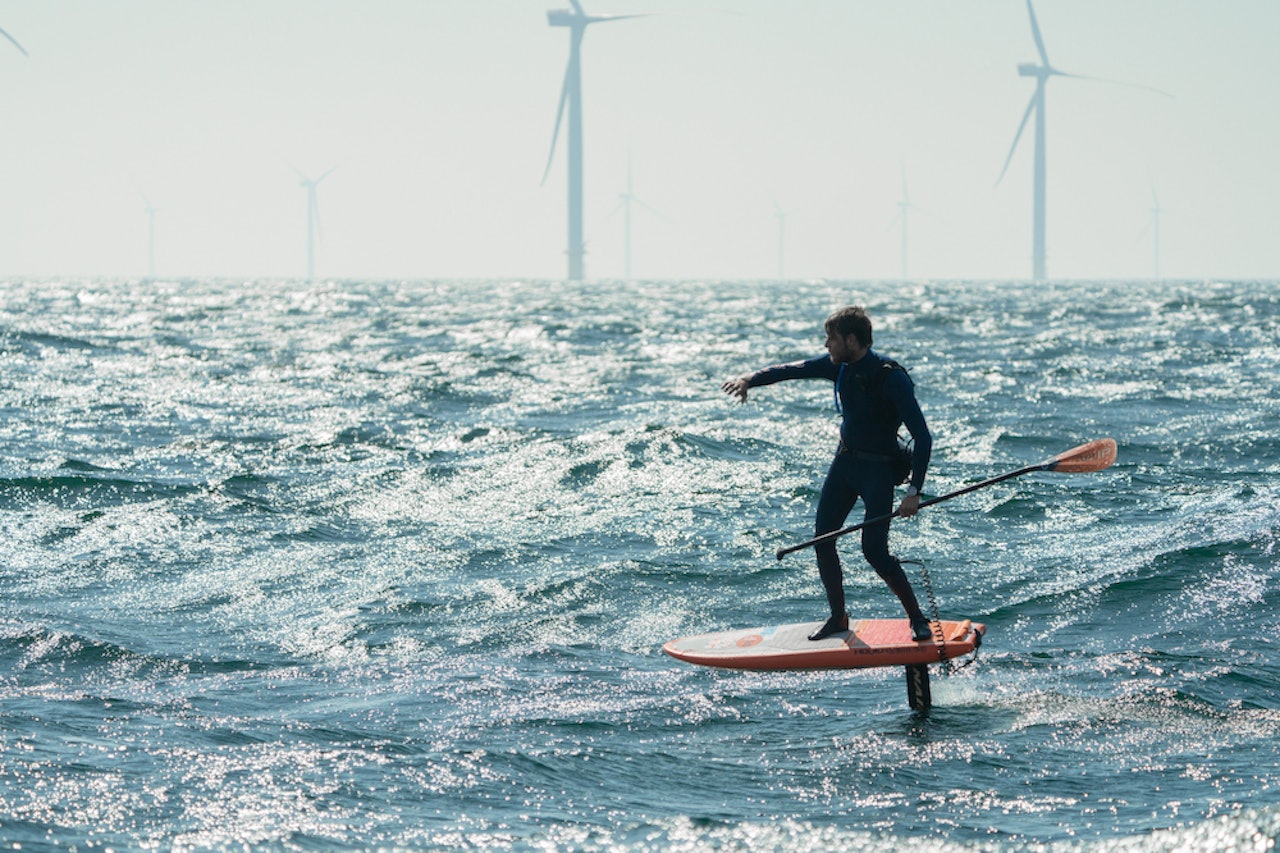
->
[775,438,1118,561]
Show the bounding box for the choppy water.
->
[1,277,1278,851]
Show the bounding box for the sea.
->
[1,276,1277,851]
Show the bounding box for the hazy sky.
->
[1,1,1277,282]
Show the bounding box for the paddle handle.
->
[773,439,1116,560]
[774,463,1041,560]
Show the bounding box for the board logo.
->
[736,634,763,648]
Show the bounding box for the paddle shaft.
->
[775,461,1046,561]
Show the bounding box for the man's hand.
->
[721,376,751,403]
[897,493,921,518]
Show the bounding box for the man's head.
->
[825,306,873,348]
[823,306,873,365]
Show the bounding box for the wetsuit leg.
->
[813,454,859,619]
[858,463,927,623]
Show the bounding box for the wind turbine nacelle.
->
[547,10,577,26]
[1018,62,1045,77]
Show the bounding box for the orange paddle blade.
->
[1047,438,1117,473]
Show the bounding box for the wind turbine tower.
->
[898,189,908,281]
[891,166,922,280]
[619,157,636,280]
[773,202,788,280]
[141,193,157,279]
[544,0,646,281]
[614,154,667,280]
[296,166,337,282]
[1148,184,1162,281]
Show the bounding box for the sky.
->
[0,0,1277,282]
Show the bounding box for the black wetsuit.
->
[747,350,933,623]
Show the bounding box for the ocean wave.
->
[0,467,198,511]
[0,328,103,354]
[0,621,268,681]
[414,807,1280,852]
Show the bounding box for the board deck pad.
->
[663,618,984,671]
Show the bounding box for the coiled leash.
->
[902,559,980,674]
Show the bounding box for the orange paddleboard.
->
[663,618,984,671]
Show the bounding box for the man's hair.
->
[825,306,873,348]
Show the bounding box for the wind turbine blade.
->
[996,93,1037,186]
[541,59,573,186]
[1054,70,1174,99]
[1,26,28,57]
[634,196,672,223]
[1026,0,1050,66]
[562,0,653,24]
[588,13,654,24]
[316,164,339,184]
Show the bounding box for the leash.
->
[902,558,981,674]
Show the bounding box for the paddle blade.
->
[1046,438,1117,473]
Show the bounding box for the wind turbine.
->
[889,166,923,280]
[1,25,27,57]
[140,192,157,279]
[773,201,788,280]
[996,0,1064,281]
[1143,182,1162,281]
[612,153,667,280]
[543,0,647,281]
[997,0,1169,281]
[619,160,638,280]
[295,165,337,282]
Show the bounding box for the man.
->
[722,306,934,642]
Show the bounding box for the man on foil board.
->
[722,305,934,643]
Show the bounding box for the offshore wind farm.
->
[0,2,1276,282]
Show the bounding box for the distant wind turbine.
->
[773,201,789,280]
[295,165,337,282]
[1142,182,1162,281]
[1,25,28,57]
[996,0,1170,281]
[889,166,924,280]
[140,192,157,279]
[543,0,648,281]
[612,154,668,280]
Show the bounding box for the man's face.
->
[825,330,867,364]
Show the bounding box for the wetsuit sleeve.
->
[746,355,835,388]
[884,369,932,491]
